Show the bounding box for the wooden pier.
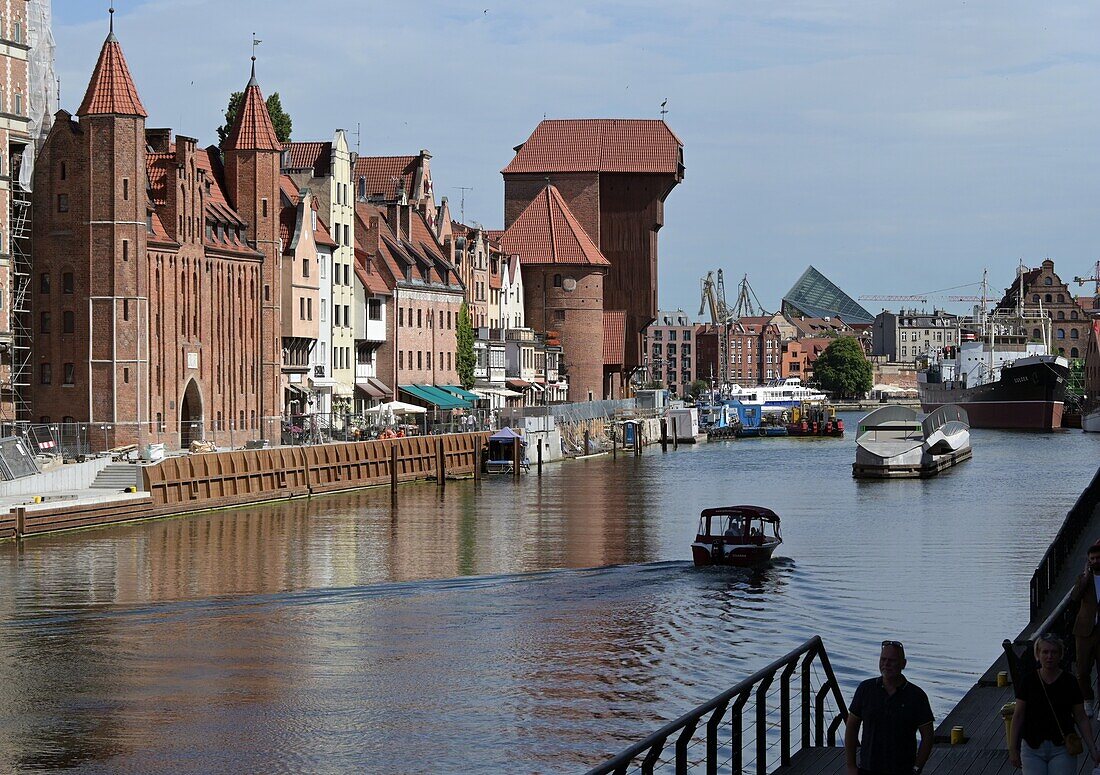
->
[778,465,1100,774]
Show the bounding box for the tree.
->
[811,336,872,398]
[456,302,476,390]
[689,379,711,398]
[216,91,293,147]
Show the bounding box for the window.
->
[1033,328,1041,339]
[426,352,432,369]
[669,330,677,341]
[300,297,306,320]
[1057,311,1065,320]
[683,329,691,341]
[1056,328,1065,339]
[553,274,562,288]
[334,304,341,326]
[62,272,73,294]
[14,93,21,116]
[122,240,129,262]
[417,351,422,369]
[320,303,327,322]
[417,309,422,328]
[1044,277,1052,286]
[1058,294,1064,303]
[123,368,130,384]
[307,298,313,320]
[343,264,350,286]
[303,258,310,278]
[60,162,66,180]
[555,309,565,321]
[123,178,129,200]
[369,299,381,320]
[320,256,327,279]
[447,310,452,329]
[1071,348,1080,358]
[398,350,404,369]
[344,224,350,245]
[344,305,349,326]
[39,273,50,294]
[262,198,268,218]
[62,311,74,334]
[399,307,404,326]
[1045,294,1052,303]
[13,21,22,43]
[39,312,50,333]
[57,194,68,212]
[1071,329,1079,339]
[40,363,51,384]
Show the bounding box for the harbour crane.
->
[858,294,929,304]
[699,270,732,387]
[732,274,770,319]
[1074,260,1100,299]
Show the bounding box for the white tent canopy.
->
[871,383,918,394]
[365,400,427,415]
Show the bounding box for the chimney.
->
[363,215,381,255]
[146,128,171,153]
[387,203,401,237]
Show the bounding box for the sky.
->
[53,1,1100,318]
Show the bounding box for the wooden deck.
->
[778,470,1100,774]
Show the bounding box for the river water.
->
[0,417,1096,773]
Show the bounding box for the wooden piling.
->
[612,428,617,459]
[584,428,590,457]
[537,443,543,476]
[513,433,521,479]
[661,419,668,452]
[390,443,398,500]
[436,437,446,487]
[673,418,679,450]
[473,443,482,480]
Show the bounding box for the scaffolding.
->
[9,146,31,424]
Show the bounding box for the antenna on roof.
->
[660,98,668,120]
[455,186,473,223]
[354,121,361,156]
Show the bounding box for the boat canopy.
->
[700,505,780,524]
[488,426,526,445]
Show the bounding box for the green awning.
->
[399,384,469,410]
[440,385,481,402]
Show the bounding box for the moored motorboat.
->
[852,404,971,479]
[691,506,782,567]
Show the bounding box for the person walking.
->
[1009,633,1100,772]
[844,640,934,775]
[1070,540,1100,716]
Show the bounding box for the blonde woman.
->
[1009,633,1100,773]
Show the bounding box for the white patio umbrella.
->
[367,400,427,416]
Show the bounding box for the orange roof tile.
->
[354,156,418,200]
[604,310,626,365]
[500,185,610,267]
[77,33,147,118]
[355,247,392,295]
[282,141,330,175]
[225,66,282,152]
[503,119,681,175]
[315,215,338,249]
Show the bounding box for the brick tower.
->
[223,58,283,439]
[32,14,150,445]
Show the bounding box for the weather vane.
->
[660,98,668,120]
[252,32,262,62]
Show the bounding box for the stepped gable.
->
[354,155,418,200]
[502,119,681,174]
[76,29,147,117]
[225,61,282,151]
[500,185,610,267]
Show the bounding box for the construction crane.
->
[859,294,928,303]
[732,274,770,319]
[1074,260,1100,298]
[699,270,731,387]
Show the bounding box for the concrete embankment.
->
[0,432,488,542]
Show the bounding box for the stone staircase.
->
[90,464,144,491]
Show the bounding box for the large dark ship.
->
[918,349,1069,430]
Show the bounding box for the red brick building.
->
[502,119,683,397]
[500,185,608,402]
[996,259,1093,360]
[695,318,782,386]
[31,26,283,447]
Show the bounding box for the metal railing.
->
[1030,465,1100,617]
[585,636,848,775]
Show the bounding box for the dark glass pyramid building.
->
[781,265,873,325]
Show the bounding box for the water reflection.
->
[0,419,1095,771]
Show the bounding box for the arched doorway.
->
[179,379,204,447]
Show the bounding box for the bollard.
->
[390,443,398,500]
[660,419,668,452]
[537,443,543,476]
[584,428,590,457]
[1001,703,1015,748]
[437,437,446,487]
[513,434,521,479]
[996,671,1008,688]
[950,726,964,745]
[612,428,618,460]
[672,418,679,450]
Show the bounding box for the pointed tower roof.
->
[225,58,282,151]
[500,185,610,267]
[76,13,148,118]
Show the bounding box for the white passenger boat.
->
[727,378,828,410]
[852,405,971,479]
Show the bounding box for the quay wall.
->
[0,457,111,498]
[2,433,488,541]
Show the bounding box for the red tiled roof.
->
[226,71,282,152]
[354,156,418,200]
[355,246,392,295]
[315,215,338,249]
[77,33,147,118]
[500,185,610,267]
[485,229,504,248]
[604,310,626,365]
[502,119,682,175]
[282,141,330,175]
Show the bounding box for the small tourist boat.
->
[852,404,971,479]
[691,506,783,567]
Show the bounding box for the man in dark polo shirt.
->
[844,641,934,775]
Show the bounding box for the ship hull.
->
[918,360,1068,431]
[1084,407,1100,433]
